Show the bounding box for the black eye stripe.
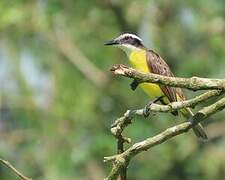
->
[118,34,144,47]
[120,36,143,47]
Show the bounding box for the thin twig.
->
[0,158,32,180]
[117,136,127,180]
[111,110,133,180]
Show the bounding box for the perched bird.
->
[105,33,207,140]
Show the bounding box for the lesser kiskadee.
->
[105,33,207,140]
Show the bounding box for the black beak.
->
[104,39,119,46]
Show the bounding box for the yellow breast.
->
[129,50,149,72]
[129,50,167,101]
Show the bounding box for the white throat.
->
[118,44,142,56]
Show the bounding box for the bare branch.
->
[110,90,223,140]
[104,96,225,180]
[0,158,32,180]
[105,64,225,179]
[111,64,225,90]
[147,90,223,113]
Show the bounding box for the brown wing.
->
[146,49,185,103]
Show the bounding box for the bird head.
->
[104,33,144,54]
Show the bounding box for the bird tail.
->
[180,108,208,140]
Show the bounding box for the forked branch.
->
[105,65,225,180]
[104,97,225,180]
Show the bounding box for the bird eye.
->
[124,36,129,40]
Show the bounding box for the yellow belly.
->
[129,50,168,102]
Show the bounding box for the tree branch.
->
[0,158,32,180]
[111,64,225,90]
[106,64,225,180]
[110,89,223,141]
[104,96,225,180]
[146,90,223,113]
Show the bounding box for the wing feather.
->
[146,50,185,103]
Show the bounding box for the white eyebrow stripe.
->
[118,33,143,42]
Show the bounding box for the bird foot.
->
[143,96,164,118]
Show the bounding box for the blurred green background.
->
[0,0,225,180]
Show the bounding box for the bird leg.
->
[143,96,164,117]
[130,79,140,91]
